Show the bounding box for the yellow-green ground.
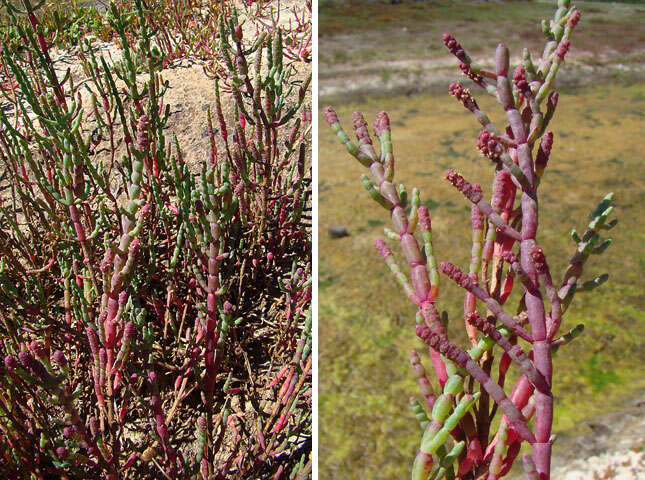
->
[319,83,645,479]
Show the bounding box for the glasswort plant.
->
[0,0,311,478]
[325,2,615,479]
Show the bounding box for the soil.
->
[320,48,645,101]
[506,391,645,479]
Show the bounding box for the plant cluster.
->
[325,1,616,479]
[0,0,311,478]
[0,1,111,51]
[112,0,224,67]
[116,0,312,72]
[246,0,312,63]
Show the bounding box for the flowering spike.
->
[449,83,478,112]
[442,33,467,63]
[445,170,482,204]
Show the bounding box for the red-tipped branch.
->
[415,324,535,444]
[443,33,496,83]
[441,261,532,342]
[529,245,561,339]
[410,349,437,411]
[445,170,522,242]
[467,313,550,395]
[449,83,505,136]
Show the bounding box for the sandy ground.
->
[506,392,645,479]
[320,48,645,101]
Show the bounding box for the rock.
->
[328,226,349,238]
[588,422,612,436]
[563,470,584,480]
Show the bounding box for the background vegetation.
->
[320,0,645,99]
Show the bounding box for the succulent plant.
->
[0,0,311,478]
[325,2,614,479]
